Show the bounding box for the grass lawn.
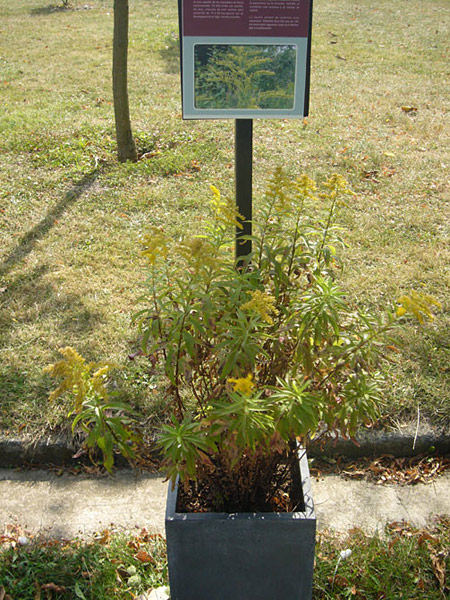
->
[1,518,449,599]
[0,0,449,439]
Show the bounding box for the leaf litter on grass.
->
[311,454,450,485]
[315,517,450,599]
[0,524,168,600]
[1,518,449,599]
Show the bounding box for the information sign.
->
[179,0,313,119]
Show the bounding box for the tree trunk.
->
[113,0,138,162]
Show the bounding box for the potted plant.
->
[133,169,434,600]
[46,169,439,599]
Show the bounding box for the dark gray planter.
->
[165,451,316,600]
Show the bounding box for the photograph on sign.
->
[179,0,313,119]
[194,44,297,110]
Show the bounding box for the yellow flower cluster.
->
[141,227,169,265]
[294,174,317,199]
[266,170,317,213]
[241,289,279,325]
[322,174,355,198]
[396,291,441,323]
[266,167,291,212]
[44,347,111,411]
[179,237,215,270]
[228,373,255,395]
[210,185,243,229]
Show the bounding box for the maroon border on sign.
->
[183,0,311,38]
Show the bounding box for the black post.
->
[235,119,253,264]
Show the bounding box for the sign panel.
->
[179,0,313,119]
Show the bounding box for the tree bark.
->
[113,0,138,162]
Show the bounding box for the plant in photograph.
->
[194,45,296,110]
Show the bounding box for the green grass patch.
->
[0,0,449,438]
[0,527,168,599]
[1,519,448,599]
[314,518,450,599]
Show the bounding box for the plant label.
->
[179,0,313,119]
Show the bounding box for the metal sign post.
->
[235,119,253,263]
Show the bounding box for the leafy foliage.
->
[133,169,439,510]
[44,170,439,509]
[44,348,138,472]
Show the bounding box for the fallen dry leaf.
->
[41,583,67,593]
[311,454,450,485]
[329,574,349,587]
[417,532,439,546]
[135,549,156,564]
[127,540,140,551]
[34,580,41,600]
[95,529,111,545]
[430,552,446,591]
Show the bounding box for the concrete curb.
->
[0,436,76,468]
[308,424,450,459]
[0,423,449,468]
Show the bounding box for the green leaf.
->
[74,582,88,600]
[182,329,196,358]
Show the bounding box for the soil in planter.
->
[176,452,305,514]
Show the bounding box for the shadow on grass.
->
[0,365,53,429]
[0,167,109,432]
[0,262,103,430]
[159,32,180,75]
[30,4,74,16]
[0,263,103,340]
[397,319,450,428]
[0,167,102,278]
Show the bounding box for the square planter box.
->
[165,451,316,600]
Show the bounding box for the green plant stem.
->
[151,269,167,362]
[287,210,303,279]
[256,196,278,269]
[317,194,338,265]
[174,310,188,416]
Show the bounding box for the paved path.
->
[1,469,449,539]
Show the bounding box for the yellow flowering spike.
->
[43,347,90,409]
[210,185,243,229]
[264,167,292,212]
[396,291,441,324]
[92,365,112,397]
[241,289,279,325]
[320,174,355,204]
[140,227,169,265]
[44,348,112,411]
[228,373,255,396]
[324,173,353,193]
[178,237,215,270]
[293,174,317,199]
